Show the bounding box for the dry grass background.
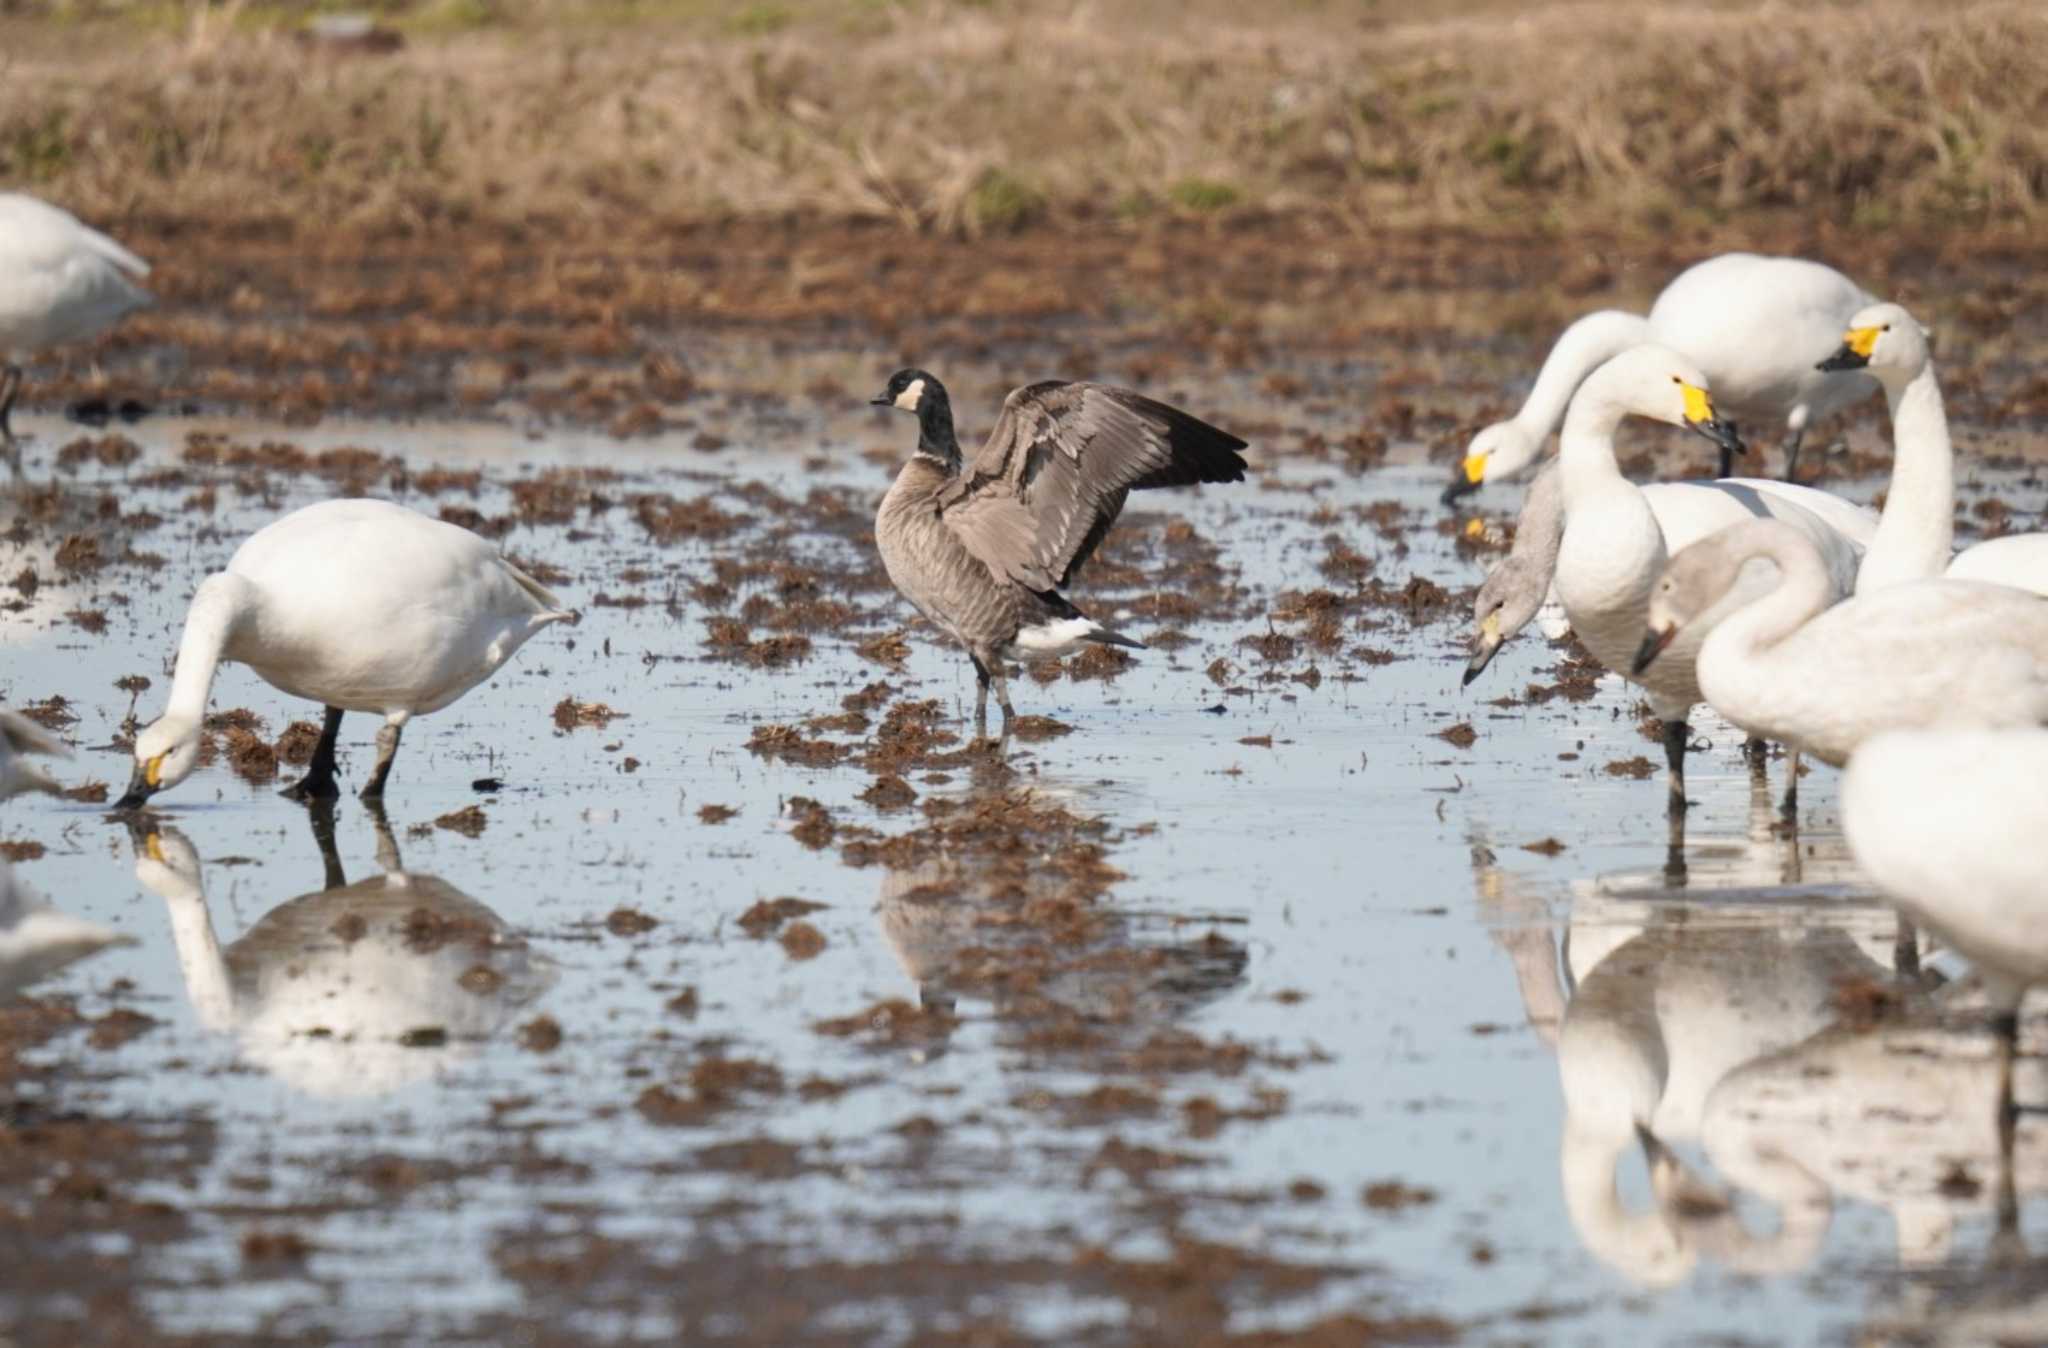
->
[1,0,2042,240]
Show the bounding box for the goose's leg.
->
[969,653,992,738]
[280,705,344,802]
[361,714,406,800]
[306,797,347,890]
[987,658,1016,740]
[1662,719,1690,817]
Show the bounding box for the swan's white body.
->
[1652,521,2048,767]
[1835,303,2048,598]
[1469,460,1875,673]
[1459,254,1878,488]
[135,825,555,1098]
[128,498,574,797]
[0,193,152,356]
[1553,349,1868,723]
[1844,729,2048,1009]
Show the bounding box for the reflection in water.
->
[1699,996,2047,1270]
[876,811,1247,1049]
[0,862,130,998]
[0,479,143,647]
[130,803,556,1098]
[1471,821,1932,1289]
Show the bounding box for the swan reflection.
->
[131,803,555,1098]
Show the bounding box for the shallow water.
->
[2,406,2046,1345]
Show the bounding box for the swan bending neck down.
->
[1819,302,2048,598]
[1636,519,2048,768]
[118,499,574,807]
[1446,254,1879,502]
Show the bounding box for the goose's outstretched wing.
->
[938,381,1246,591]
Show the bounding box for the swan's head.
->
[1631,522,1767,674]
[1817,302,1929,385]
[869,367,942,416]
[1442,419,1543,505]
[1586,346,1747,461]
[117,715,203,809]
[1465,554,1547,686]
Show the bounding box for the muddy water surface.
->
[1,393,2045,1345]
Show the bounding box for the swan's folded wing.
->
[938,381,1247,589]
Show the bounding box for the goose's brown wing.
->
[938,381,1246,591]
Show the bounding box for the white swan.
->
[116,498,575,806]
[1549,347,1869,811]
[133,816,556,1099]
[0,709,68,800]
[0,193,153,458]
[1465,458,1876,683]
[1814,302,2048,597]
[1637,520,2048,767]
[1842,728,2048,1198]
[1447,253,1879,501]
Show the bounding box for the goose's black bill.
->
[1441,471,1481,507]
[1817,343,1870,372]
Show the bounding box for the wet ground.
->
[3,237,2048,1343]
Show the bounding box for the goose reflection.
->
[877,852,1247,1043]
[129,803,556,1098]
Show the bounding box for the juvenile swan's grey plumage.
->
[869,368,1248,733]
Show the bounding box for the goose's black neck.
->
[914,382,962,472]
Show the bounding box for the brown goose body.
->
[869,369,1247,732]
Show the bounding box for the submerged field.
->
[3,1,2048,1343]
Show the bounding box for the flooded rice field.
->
[2,330,2047,1345]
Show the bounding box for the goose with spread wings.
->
[870,368,1248,734]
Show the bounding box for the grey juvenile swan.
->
[870,368,1248,735]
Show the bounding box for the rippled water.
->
[1,405,2044,1345]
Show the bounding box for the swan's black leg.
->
[281,705,344,801]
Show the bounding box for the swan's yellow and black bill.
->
[1463,611,1504,687]
[1440,454,1487,506]
[1631,624,1678,676]
[114,754,164,810]
[1817,326,1879,372]
[1678,382,1745,458]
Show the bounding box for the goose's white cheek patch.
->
[893,378,925,411]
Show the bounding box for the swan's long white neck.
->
[1856,361,1954,593]
[1557,378,1632,509]
[164,574,254,721]
[1700,529,1836,665]
[1515,310,1655,442]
